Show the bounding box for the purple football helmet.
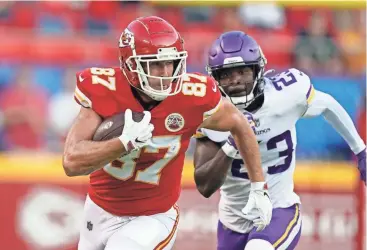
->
[207,31,267,108]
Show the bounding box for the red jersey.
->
[74,67,221,216]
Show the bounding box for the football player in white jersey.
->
[193,31,366,250]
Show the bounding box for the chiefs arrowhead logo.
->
[119,29,134,48]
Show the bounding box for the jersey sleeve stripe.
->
[192,130,206,139]
[306,85,315,104]
[203,97,222,120]
[74,86,92,108]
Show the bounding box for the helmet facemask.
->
[126,48,187,101]
[208,49,267,109]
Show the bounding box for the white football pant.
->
[78,195,179,250]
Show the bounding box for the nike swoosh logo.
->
[212,84,217,92]
[79,74,85,82]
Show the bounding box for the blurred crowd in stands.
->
[0,1,365,156]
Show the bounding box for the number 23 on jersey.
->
[232,130,294,179]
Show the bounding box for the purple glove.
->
[357,149,366,184]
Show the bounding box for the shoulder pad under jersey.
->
[74,67,119,108]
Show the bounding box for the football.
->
[93,111,145,141]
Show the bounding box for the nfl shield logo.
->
[254,119,260,127]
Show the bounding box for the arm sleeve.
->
[303,89,366,154]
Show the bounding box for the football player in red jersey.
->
[63,16,272,250]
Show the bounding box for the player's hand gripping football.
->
[118,109,154,154]
[242,182,272,231]
[356,148,366,184]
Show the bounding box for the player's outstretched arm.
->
[194,137,234,198]
[303,90,366,183]
[200,98,264,183]
[62,107,127,177]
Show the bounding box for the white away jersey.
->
[198,68,315,233]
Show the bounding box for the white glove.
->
[242,182,272,231]
[118,109,154,153]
